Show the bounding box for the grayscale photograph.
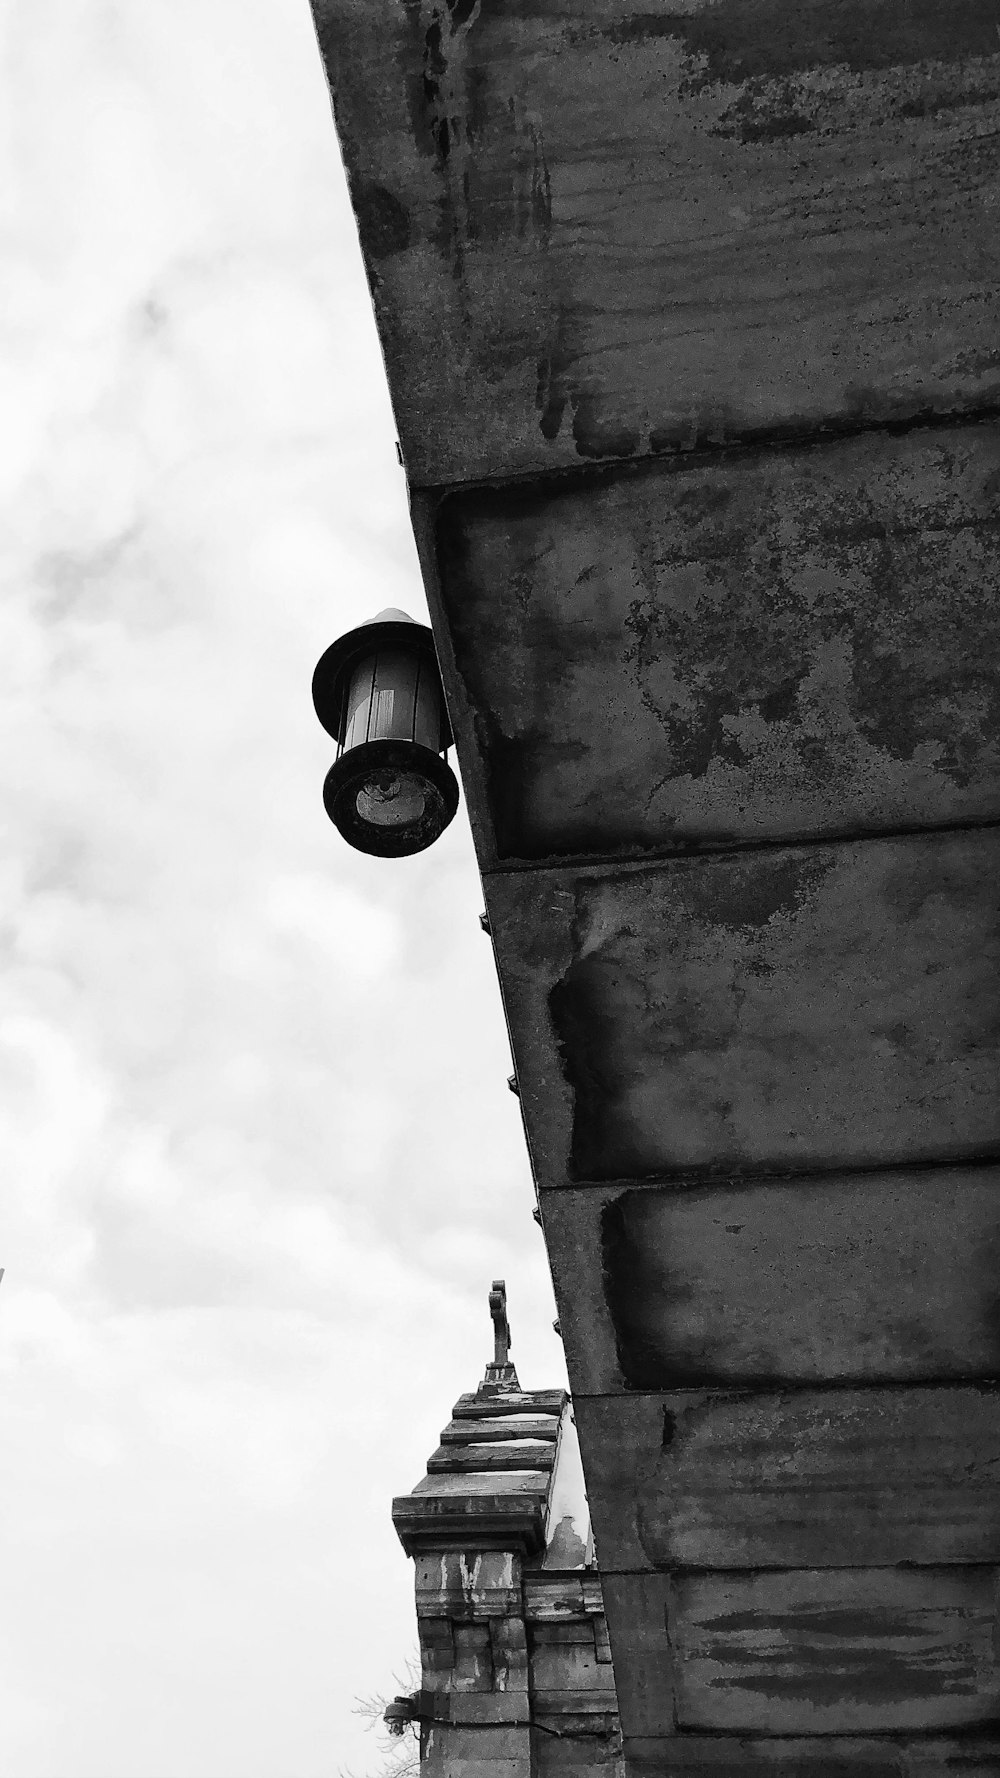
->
[3,1,999,1775]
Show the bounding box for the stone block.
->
[602,1168,1000,1387]
[436,425,1000,860]
[574,1386,1000,1572]
[623,1735,1000,1775]
[670,1567,1000,1734]
[488,830,1000,1183]
[311,2,1000,483]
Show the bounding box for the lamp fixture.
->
[312,609,459,858]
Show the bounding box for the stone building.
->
[390,1283,621,1775]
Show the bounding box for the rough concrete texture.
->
[623,1733,1000,1775]
[671,1567,1000,1734]
[311,0,1000,484]
[602,1168,1000,1387]
[572,1388,1000,1572]
[537,1174,1000,1395]
[436,424,1000,861]
[487,829,1000,1183]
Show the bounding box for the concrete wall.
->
[308,0,1000,1765]
[311,1,1000,487]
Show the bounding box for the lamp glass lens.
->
[356,768,428,829]
[343,656,377,751]
[343,647,443,753]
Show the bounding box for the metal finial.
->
[490,1279,511,1366]
[480,1279,520,1395]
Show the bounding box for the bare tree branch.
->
[338,1657,421,1778]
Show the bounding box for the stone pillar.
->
[415,1550,532,1778]
[389,1300,570,1774]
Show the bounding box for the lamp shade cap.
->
[312,611,451,746]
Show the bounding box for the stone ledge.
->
[392,1492,547,1557]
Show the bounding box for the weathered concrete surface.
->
[541,1408,591,1571]
[530,1624,616,1708]
[436,424,1000,861]
[311,0,1000,484]
[598,1573,676,1740]
[539,1172,1000,1394]
[309,0,1000,1760]
[427,1439,557,1472]
[487,830,1000,1183]
[453,1388,567,1419]
[572,1388,1000,1572]
[624,1733,1000,1775]
[415,1549,524,1620]
[671,1567,1000,1733]
[440,1415,560,1443]
[603,1168,1000,1387]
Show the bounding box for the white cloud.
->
[261,873,403,980]
[0,2,560,1773]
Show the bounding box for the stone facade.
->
[391,1287,621,1775]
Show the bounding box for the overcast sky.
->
[0,4,562,1773]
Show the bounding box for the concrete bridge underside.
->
[309,2,1000,1768]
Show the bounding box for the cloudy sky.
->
[0,4,562,1773]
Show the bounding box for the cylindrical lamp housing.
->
[383,1696,418,1737]
[312,609,459,857]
